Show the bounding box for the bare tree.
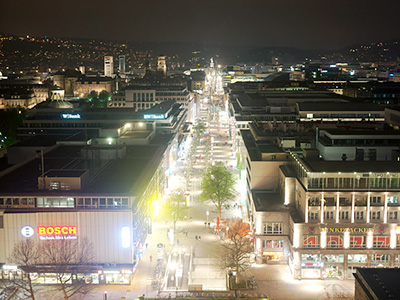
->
[3,239,42,300]
[219,219,253,285]
[40,237,94,300]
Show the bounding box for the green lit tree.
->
[165,191,189,231]
[199,161,236,218]
[193,121,206,137]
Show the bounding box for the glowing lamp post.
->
[206,210,209,224]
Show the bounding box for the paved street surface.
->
[76,77,356,300]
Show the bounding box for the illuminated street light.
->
[206,210,209,224]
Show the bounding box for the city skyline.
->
[1,0,400,50]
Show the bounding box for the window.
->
[389,211,398,220]
[371,211,381,220]
[303,235,319,248]
[355,211,364,220]
[348,254,367,263]
[325,211,334,220]
[327,236,343,248]
[373,236,389,248]
[340,211,349,220]
[271,155,276,160]
[263,223,282,234]
[50,181,60,190]
[263,240,283,248]
[371,254,390,263]
[324,255,344,263]
[371,196,381,204]
[350,236,366,248]
[309,212,319,220]
[301,254,321,262]
[387,196,398,204]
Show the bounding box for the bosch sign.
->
[38,226,77,240]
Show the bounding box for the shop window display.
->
[324,255,344,263]
[371,254,390,264]
[324,265,343,279]
[348,254,367,263]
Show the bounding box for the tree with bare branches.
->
[2,239,42,300]
[40,237,95,300]
[219,219,253,285]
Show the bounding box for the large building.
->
[0,99,188,284]
[73,76,115,98]
[232,82,400,280]
[157,55,167,76]
[110,86,190,111]
[119,55,126,75]
[104,56,114,77]
[0,81,50,109]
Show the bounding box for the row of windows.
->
[263,223,282,234]
[0,197,130,209]
[309,210,399,221]
[307,176,400,190]
[302,254,394,264]
[303,235,394,248]
[308,196,399,206]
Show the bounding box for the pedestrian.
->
[204,221,207,228]
[177,239,180,245]
[199,236,201,240]
[150,255,152,262]
[208,222,210,228]
[145,243,148,249]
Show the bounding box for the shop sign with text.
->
[321,227,373,234]
[38,226,77,240]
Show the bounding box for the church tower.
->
[157,55,167,76]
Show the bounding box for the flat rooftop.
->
[298,101,384,112]
[303,158,400,173]
[252,190,302,222]
[45,169,87,177]
[354,268,400,300]
[0,143,166,197]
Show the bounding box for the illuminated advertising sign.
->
[38,226,77,240]
[143,114,166,120]
[121,226,130,248]
[320,227,373,234]
[62,113,81,119]
[21,226,34,238]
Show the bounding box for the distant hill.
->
[0,33,399,73]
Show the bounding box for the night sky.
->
[1,0,400,50]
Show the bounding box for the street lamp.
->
[206,211,209,224]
